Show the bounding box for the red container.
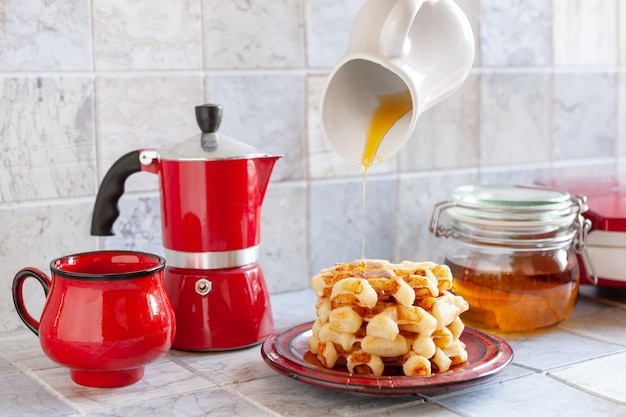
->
[542,177,626,287]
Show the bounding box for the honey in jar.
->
[430,185,593,332]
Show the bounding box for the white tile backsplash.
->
[0,76,95,202]
[480,73,552,166]
[203,0,304,69]
[480,0,552,67]
[305,0,365,68]
[553,72,617,160]
[308,176,397,275]
[205,73,306,181]
[102,193,164,256]
[0,0,92,71]
[259,183,308,293]
[93,0,203,70]
[620,0,626,65]
[400,73,480,172]
[396,170,478,264]
[553,0,619,66]
[1,0,625,332]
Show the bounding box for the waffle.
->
[309,259,469,376]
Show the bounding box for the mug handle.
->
[12,268,51,336]
[380,0,424,58]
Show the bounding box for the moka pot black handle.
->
[90,150,142,236]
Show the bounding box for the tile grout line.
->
[0,351,82,413]
[166,353,283,417]
[546,352,626,406]
[218,383,284,417]
[422,367,542,402]
[353,397,427,416]
[0,337,221,415]
[430,400,473,417]
[547,373,626,407]
[33,357,222,415]
[524,349,626,374]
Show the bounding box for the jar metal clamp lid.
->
[429,185,597,285]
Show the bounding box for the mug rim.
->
[50,250,166,281]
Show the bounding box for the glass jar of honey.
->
[430,185,594,332]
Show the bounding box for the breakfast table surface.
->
[1,285,625,417]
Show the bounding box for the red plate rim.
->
[261,321,513,395]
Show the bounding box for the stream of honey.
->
[360,91,412,259]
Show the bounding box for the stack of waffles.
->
[309,259,469,376]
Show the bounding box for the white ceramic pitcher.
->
[321,0,475,165]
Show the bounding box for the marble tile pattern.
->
[205,73,306,182]
[480,0,551,67]
[553,73,617,160]
[101,194,165,256]
[1,288,625,416]
[308,176,397,276]
[203,0,304,69]
[305,0,366,68]
[478,165,551,187]
[258,183,309,294]
[553,0,619,66]
[0,1,92,71]
[92,0,203,70]
[399,74,481,172]
[621,0,626,66]
[480,73,552,166]
[395,170,478,264]
[1,0,626,334]
[1,77,96,202]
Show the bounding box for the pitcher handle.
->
[380,0,425,58]
[12,268,52,336]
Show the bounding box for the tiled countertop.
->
[2,286,625,417]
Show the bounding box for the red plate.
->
[261,321,513,395]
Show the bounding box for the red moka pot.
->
[91,104,281,350]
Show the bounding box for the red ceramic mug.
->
[12,251,176,388]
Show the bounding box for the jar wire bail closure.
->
[429,185,597,285]
[571,194,597,285]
